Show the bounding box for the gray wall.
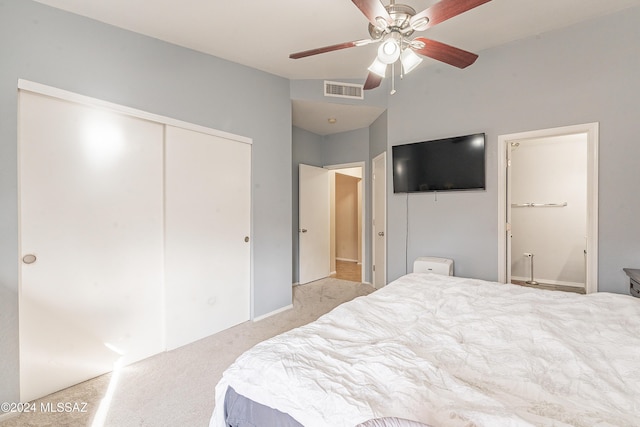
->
[0,0,292,403]
[386,7,640,291]
[369,111,388,160]
[323,128,370,166]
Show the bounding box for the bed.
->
[210,273,640,427]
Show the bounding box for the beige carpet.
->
[1,278,374,427]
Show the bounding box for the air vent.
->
[324,81,364,100]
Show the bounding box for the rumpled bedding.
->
[211,273,640,427]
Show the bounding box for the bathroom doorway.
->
[497,123,599,294]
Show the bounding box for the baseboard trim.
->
[511,276,584,288]
[335,257,359,263]
[253,304,293,322]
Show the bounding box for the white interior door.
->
[299,164,330,284]
[18,90,164,401]
[164,126,251,350]
[373,153,387,288]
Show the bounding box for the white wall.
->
[510,135,587,286]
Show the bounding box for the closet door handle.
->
[23,254,37,264]
[299,229,308,233]
[378,232,384,237]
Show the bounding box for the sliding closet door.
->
[18,91,165,401]
[164,126,251,350]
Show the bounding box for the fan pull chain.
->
[390,62,397,95]
[400,38,405,81]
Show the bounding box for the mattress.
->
[211,273,640,427]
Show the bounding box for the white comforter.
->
[211,273,640,427]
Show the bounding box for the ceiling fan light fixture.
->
[410,16,430,31]
[409,39,426,50]
[400,48,423,74]
[377,37,400,64]
[374,16,388,31]
[368,58,387,78]
[288,0,490,92]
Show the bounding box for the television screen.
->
[392,133,485,193]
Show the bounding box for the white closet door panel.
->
[165,126,250,350]
[19,91,165,401]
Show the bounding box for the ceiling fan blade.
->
[410,0,492,31]
[289,39,372,59]
[351,0,391,27]
[413,37,478,68]
[363,72,383,90]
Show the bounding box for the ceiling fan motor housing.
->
[368,3,417,40]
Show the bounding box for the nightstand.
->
[623,268,640,298]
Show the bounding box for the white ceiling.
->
[292,99,386,136]
[34,0,640,135]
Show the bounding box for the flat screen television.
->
[392,133,485,193]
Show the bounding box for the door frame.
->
[325,162,367,283]
[372,152,387,288]
[497,122,599,293]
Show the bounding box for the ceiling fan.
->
[289,0,492,91]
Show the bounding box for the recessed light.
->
[328,118,337,124]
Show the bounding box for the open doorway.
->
[327,163,365,283]
[498,123,599,294]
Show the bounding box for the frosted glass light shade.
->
[377,39,401,64]
[368,58,387,77]
[400,49,423,74]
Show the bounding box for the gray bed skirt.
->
[224,386,303,427]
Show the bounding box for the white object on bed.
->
[211,273,640,427]
[412,257,454,276]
